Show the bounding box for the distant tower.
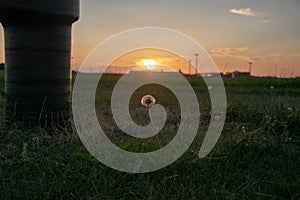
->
[248,62,253,75]
[194,53,199,75]
[188,60,192,75]
[274,64,277,77]
[223,62,228,75]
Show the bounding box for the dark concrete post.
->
[0,1,79,124]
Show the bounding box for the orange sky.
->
[70,0,300,78]
[106,49,189,73]
[1,0,300,77]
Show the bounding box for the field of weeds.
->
[0,72,299,199]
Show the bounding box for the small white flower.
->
[215,115,221,120]
[270,86,274,90]
[287,107,293,112]
[241,126,246,134]
[285,137,292,142]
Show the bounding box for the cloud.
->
[211,47,300,62]
[251,54,284,61]
[210,47,250,61]
[230,8,256,17]
[211,47,249,55]
[251,53,300,61]
[262,19,271,24]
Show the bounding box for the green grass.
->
[0,72,300,199]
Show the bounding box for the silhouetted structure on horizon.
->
[224,71,251,78]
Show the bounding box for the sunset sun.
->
[143,59,157,70]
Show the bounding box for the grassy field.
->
[0,71,300,199]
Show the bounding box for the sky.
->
[0,0,300,77]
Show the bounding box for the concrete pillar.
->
[0,1,79,124]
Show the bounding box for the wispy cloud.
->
[230,8,256,17]
[262,19,271,24]
[211,47,249,55]
[211,47,300,62]
[251,54,284,61]
[210,47,250,61]
[251,53,300,61]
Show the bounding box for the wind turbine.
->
[223,62,229,74]
[248,62,253,75]
[188,60,192,75]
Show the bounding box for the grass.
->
[0,71,300,199]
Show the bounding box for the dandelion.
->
[141,95,156,107]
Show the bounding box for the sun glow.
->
[143,59,157,70]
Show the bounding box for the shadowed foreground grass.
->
[0,72,300,199]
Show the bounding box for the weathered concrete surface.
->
[0,0,79,124]
[0,0,79,24]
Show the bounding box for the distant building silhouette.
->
[201,73,220,77]
[224,71,251,78]
[129,70,181,76]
